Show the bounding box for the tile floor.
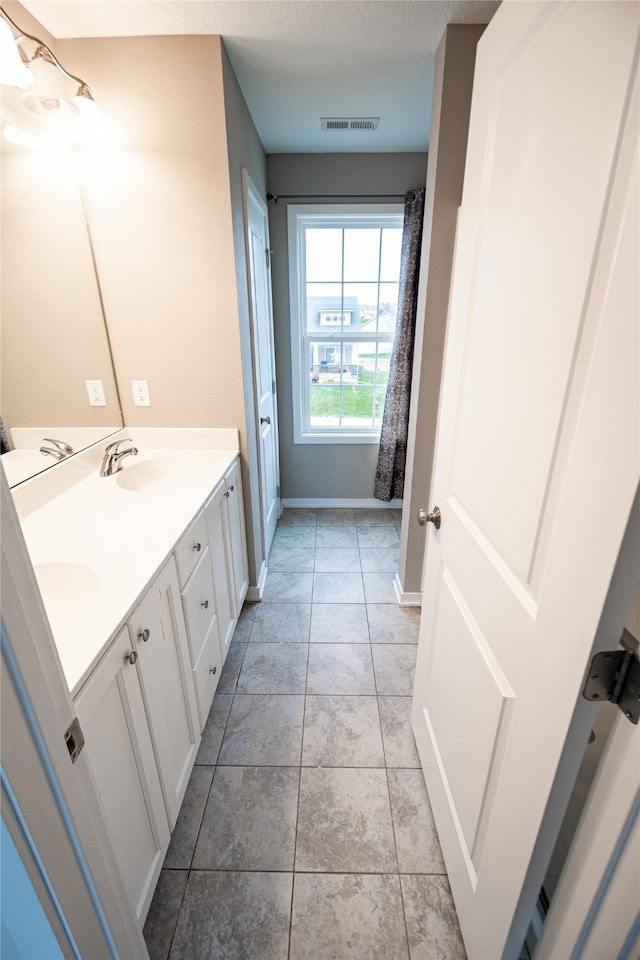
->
[143,507,467,960]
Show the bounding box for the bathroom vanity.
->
[10,429,249,925]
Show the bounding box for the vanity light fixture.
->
[0,5,104,146]
[0,15,31,88]
[2,120,41,148]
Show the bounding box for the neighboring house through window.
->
[287,204,403,443]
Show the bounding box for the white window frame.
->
[287,203,404,444]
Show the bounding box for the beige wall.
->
[399,24,486,598]
[61,35,246,436]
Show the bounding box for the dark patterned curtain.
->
[374,187,425,501]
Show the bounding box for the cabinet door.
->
[75,629,169,927]
[130,558,200,829]
[224,458,249,614]
[206,479,236,661]
[181,547,223,729]
[192,618,223,729]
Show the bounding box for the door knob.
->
[417,506,441,529]
[260,416,271,425]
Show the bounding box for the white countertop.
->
[15,430,240,697]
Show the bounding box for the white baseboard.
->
[393,573,421,607]
[246,559,268,602]
[281,498,403,510]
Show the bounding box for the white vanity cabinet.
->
[176,511,223,730]
[20,435,249,933]
[74,628,170,927]
[205,458,249,659]
[128,557,200,829]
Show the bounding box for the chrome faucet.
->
[100,438,138,477]
[40,438,74,460]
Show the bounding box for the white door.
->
[534,704,640,959]
[243,171,280,559]
[411,3,639,958]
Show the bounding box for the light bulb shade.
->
[22,55,78,121]
[70,86,105,144]
[2,122,41,148]
[0,18,33,89]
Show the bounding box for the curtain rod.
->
[266,192,408,203]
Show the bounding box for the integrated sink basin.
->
[115,452,214,492]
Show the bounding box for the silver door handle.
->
[417,506,441,529]
[260,416,271,425]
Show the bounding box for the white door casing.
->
[534,707,640,959]
[243,171,280,561]
[411,3,639,958]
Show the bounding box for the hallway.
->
[143,507,466,959]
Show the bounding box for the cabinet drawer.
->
[182,548,216,664]
[175,511,208,587]
[192,617,222,730]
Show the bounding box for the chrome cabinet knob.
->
[138,628,150,642]
[210,666,217,675]
[193,541,202,552]
[417,506,441,529]
[126,650,138,665]
[201,600,209,610]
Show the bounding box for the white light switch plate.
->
[132,380,151,406]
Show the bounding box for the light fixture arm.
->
[0,4,96,100]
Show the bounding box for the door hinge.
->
[64,716,85,763]
[583,632,640,724]
[266,248,272,268]
[276,485,280,499]
[272,379,276,395]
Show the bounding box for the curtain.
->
[374,187,425,501]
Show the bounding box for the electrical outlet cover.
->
[131,380,151,406]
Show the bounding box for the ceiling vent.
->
[321,117,379,131]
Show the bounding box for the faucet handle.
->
[105,438,134,454]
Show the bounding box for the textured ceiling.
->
[21,0,500,152]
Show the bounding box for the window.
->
[288,204,403,443]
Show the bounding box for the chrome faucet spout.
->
[100,439,139,477]
[40,438,74,460]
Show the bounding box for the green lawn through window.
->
[310,383,388,420]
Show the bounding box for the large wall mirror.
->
[1,138,123,486]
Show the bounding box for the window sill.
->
[294,431,382,445]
